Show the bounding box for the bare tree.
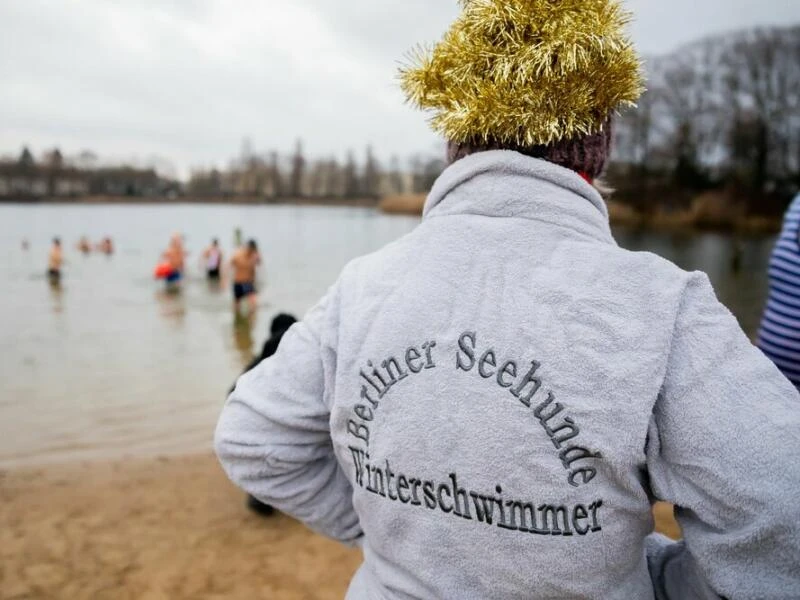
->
[75,150,99,171]
[327,157,344,198]
[18,146,35,168]
[362,145,381,199]
[389,155,405,195]
[723,27,800,193]
[269,151,283,198]
[309,160,326,198]
[610,25,800,214]
[290,139,306,198]
[343,150,359,198]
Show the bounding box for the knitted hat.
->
[400,0,644,177]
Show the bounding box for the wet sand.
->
[0,454,680,599]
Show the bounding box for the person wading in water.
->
[162,233,186,290]
[230,239,261,314]
[202,238,223,280]
[48,237,63,285]
[216,2,800,598]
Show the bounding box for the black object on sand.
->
[230,313,298,517]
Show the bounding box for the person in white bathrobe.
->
[216,2,800,599]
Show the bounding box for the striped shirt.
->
[758,194,800,387]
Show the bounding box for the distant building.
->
[0,147,89,200]
[89,167,161,196]
[0,147,178,200]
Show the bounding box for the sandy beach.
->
[0,455,362,600]
[0,454,681,600]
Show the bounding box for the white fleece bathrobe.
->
[216,151,800,600]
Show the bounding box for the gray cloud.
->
[1,0,798,177]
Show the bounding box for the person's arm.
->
[214,288,362,545]
[646,272,800,600]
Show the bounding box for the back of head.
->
[270,313,297,336]
[256,313,298,362]
[247,239,258,253]
[400,0,644,179]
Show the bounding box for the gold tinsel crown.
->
[400,0,644,147]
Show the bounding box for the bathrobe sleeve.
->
[214,288,363,546]
[646,272,800,600]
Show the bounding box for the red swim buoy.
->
[154,262,173,279]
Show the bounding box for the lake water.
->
[0,204,777,468]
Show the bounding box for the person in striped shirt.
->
[758,194,800,387]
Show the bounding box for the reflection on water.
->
[233,313,256,365]
[155,287,187,323]
[206,277,225,295]
[49,277,64,314]
[0,204,776,468]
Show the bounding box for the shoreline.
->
[1,453,681,599]
[379,194,783,234]
[1,194,782,233]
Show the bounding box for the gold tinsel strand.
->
[399,0,645,147]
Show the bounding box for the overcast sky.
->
[1,0,799,177]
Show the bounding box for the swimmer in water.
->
[97,237,114,255]
[48,238,63,284]
[162,233,186,287]
[202,238,223,280]
[231,239,261,313]
[77,236,91,254]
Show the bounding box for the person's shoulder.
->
[625,244,693,279]
[587,242,696,298]
[337,229,420,285]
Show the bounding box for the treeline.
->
[187,141,446,201]
[0,147,179,200]
[611,25,800,218]
[10,25,797,219]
